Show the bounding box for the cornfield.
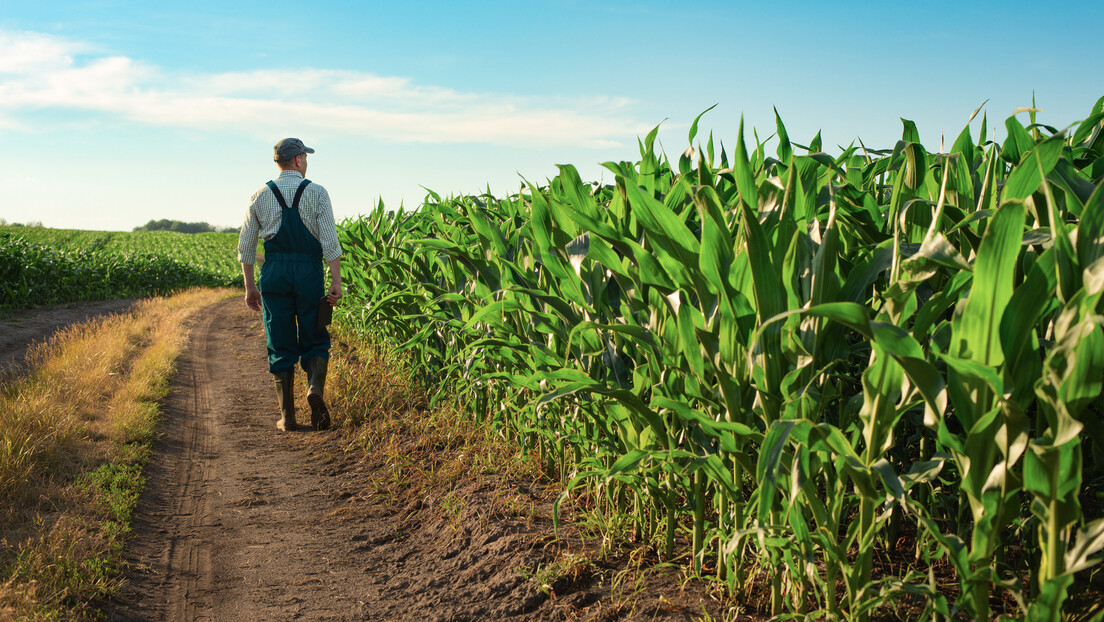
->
[0,228,243,310]
[337,98,1104,620]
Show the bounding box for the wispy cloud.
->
[0,30,85,73]
[0,29,646,148]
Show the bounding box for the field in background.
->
[0,227,246,311]
[335,98,1104,620]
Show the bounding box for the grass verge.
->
[0,288,233,620]
[328,322,545,512]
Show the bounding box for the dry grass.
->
[0,288,233,620]
[327,325,545,512]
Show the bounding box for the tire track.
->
[113,302,220,621]
[165,306,217,622]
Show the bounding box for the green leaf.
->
[1065,518,1104,575]
[1001,114,1035,164]
[950,122,976,169]
[604,449,650,483]
[741,202,785,320]
[688,104,717,145]
[903,143,927,191]
[1002,136,1064,202]
[1071,95,1104,147]
[900,118,921,143]
[733,117,760,210]
[1077,183,1104,269]
[757,420,796,523]
[904,233,972,272]
[954,201,1025,367]
[694,186,735,295]
[775,107,793,164]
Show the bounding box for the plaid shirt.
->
[237,170,342,264]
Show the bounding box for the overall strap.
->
[265,181,289,209]
[291,179,312,209]
[265,179,313,210]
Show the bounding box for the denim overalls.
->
[259,179,330,373]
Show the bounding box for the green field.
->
[336,100,1104,619]
[0,227,246,311]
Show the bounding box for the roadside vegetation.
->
[329,323,540,511]
[0,288,232,620]
[334,98,1104,620]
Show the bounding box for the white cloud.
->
[0,30,82,74]
[0,29,647,148]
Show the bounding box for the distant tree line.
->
[0,219,44,228]
[134,219,238,234]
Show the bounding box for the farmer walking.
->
[238,138,343,431]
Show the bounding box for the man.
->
[238,138,343,431]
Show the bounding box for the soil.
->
[82,298,743,621]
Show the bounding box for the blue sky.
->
[1,0,1100,231]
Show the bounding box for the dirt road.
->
[107,297,572,621]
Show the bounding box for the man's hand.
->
[326,282,342,306]
[241,263,261,311]
[325,257,343,306]
[245,286,261,311]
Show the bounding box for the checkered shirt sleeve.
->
[237,171,343,264]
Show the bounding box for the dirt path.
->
[107,298,559,621]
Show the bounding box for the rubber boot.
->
[274,371,298,431]
[304,357,331,431]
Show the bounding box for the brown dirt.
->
[103,298,742,621]
[0,299,138,383]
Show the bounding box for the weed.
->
[441,490,465,528]
[519,552,597,597]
